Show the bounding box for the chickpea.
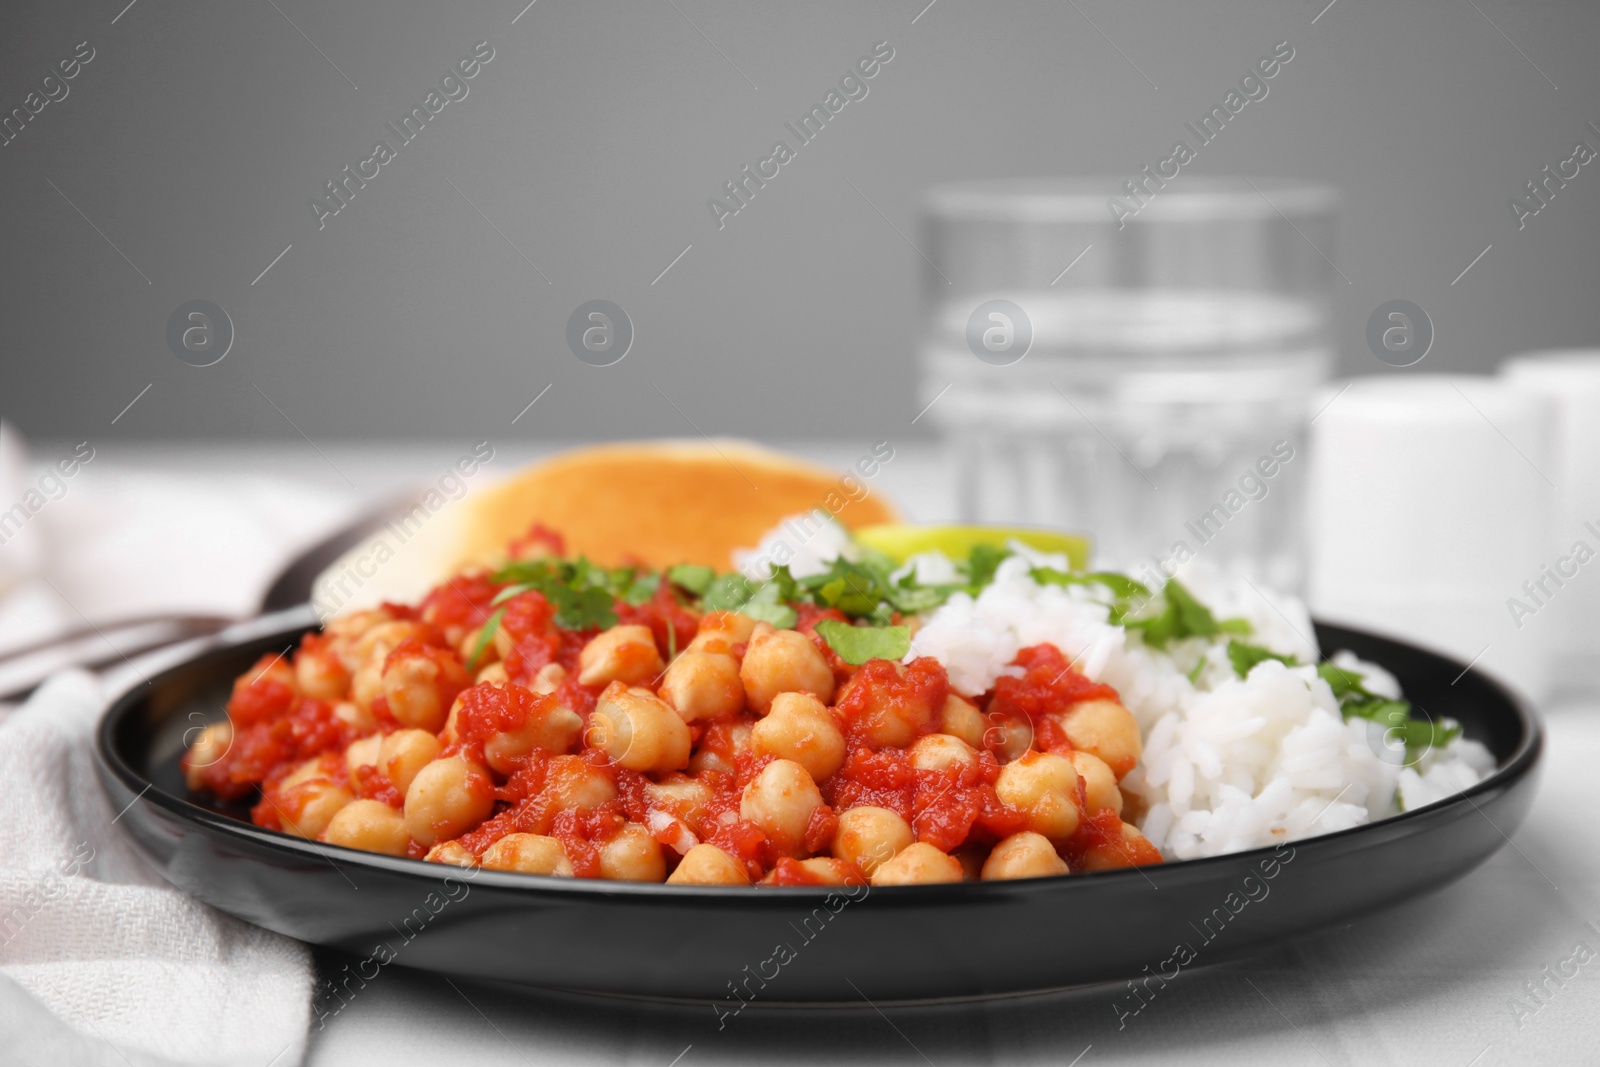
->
[280,754,334,791]
[939,694,986,748]
[598,823,667,882]
[530,662,566,695]
[481,833,573,876]
[740,759,825,858]
[794,856,863,885]
[666,843,750,885]
[658,650,745,722]
[344,734,383,778]
[1057,698,1142,779]
[332,700,375,734]
[383,650,463,732]
[755,857,857,889]
[1079,822,1158,872]
[321,798,411,855]
[644,776,713,826]
[870,842,964,886]
[442,683,576,760]
[749,692,846,782]
[380,729,441,794]
[981,831,1070,881]
[1070,751,1123,816]
[325,609,395,666]
[474,662,509,686]
[739,629,834,713]
[424,841,478,867]
[350,661,385,715]
[833,661,941,748]
[758,856,862,885]
[688,721,752,776]
[542,755,618,817]
[483,701,583,775]
[296,646,349,701]
[986,713,1036,764]
[403,756,495,847]
[995,751,1081,843]
[833,806,913,876]
[241,654,297,694]
[440,693,466,744]
[908,733,977,774]
[183,722,233,790]
[578,625,665,688]
[587,683,691,774]
[277,780,354,840]
[325,608,389,637]
[352,620,430,668]
[686,611,760,656]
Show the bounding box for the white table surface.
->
[4,441,1595,1067]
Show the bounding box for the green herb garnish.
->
[1316,662,1462,760]
[620,571,660,606]
[666,563,715,596]
[814,619,912,665]
[488,557,622,630]
[464,606,506,672]
[1226,639,1296,678]
[964,543,1011,591]
[1030,567,1152,601]
[1122,579,1252,648]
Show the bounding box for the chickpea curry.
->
[184,536,1161,887]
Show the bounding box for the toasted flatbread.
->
[455,439,896,571]
[310,440,896,617]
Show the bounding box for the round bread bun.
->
[456,439,896,571]
[310,440,897,618]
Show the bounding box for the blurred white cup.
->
[1502,351,1600,692]
[1307,375,1557,701]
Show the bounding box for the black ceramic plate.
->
[95,620,1540,1004]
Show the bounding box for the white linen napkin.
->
[0,670,313,1067]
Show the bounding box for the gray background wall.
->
[3,0,1598,441]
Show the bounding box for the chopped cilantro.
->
[464,606,506,672]
[1316,661,1462,760]
[1123,579,1252,648]
[738,580,798,629]
[1030,567,1152,601]
[814,619,911,665]
[486,557,620,630]
[689,541,1013,626]
[963,543,1011,591]
[619,571,660,606]
[701,572,758,612]
[550,584,618,630]
[704,567,794,628]
[666,564,715,596]
[1316,661,1365,700]
[1226,640,1296,678]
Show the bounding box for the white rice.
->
[905,549,1496,860]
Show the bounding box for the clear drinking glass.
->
[918,178,1338,591]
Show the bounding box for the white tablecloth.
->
[4,441,1596,1066]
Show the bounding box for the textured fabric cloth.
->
[0,670,313,1067]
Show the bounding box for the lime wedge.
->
[854,524,1090,570]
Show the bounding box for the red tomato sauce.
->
[987,644,1119,723]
